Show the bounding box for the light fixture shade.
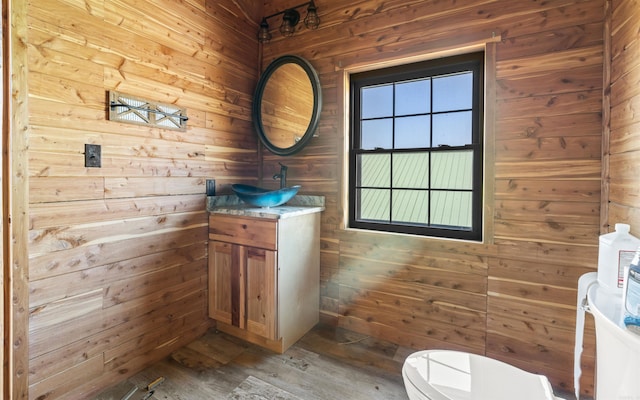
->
[279,8,300,37]
[258,18,272,43]
[304,3,320,29]
[279,20,295,37]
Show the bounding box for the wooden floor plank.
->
[93,323,407,399]
[230,346,405,400]
[226,375,303,400]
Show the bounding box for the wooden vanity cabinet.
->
[208,211,320,353]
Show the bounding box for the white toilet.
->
[402,279,640,400]
[402,349,563,400]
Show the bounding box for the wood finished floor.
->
[93,323,409,400]
[93,323,583,400]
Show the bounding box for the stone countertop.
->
[207,194,325,219]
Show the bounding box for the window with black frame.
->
[349,52,484,241]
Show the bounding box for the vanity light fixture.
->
[258,1,320,43]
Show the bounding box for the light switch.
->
[85,144,101,168]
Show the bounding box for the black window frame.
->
[349,52,484,241]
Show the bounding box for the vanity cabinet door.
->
[208,241,234,325]
[208,240,277,341]
[244,247,277,340]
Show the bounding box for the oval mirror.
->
[253,55,322,156]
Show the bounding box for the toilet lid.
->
[403,350,557,400]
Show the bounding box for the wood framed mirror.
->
[252,55,322,156]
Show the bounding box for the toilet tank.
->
[588,284,640,399]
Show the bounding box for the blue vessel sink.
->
[231,184,301,208]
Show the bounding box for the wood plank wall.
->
[260,0,605,396]
[607,0,640,229]
[6,0,31,398]
[24,1,261,398]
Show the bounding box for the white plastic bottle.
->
[597,223,640,294]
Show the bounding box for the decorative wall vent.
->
[108,91,188,131]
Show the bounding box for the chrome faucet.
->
[273,163,288,189]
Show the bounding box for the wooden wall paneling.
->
[260,156,338,191]
[70,318,209,400]
[609,119,640,154]
[28,276,206,384]
[338,300,487,353]
[101,303,207,371]
[29,126,207,165]
[338,256,487,294]
[28,151,216,180]
[496,239,599,271]
[490,1,605,39]
[336,228,491,352]
[260,0,605,397]
[486,303,582,363]
[29,176,105,204]
[487,275,577,307]
[484,42,497,243]
[497,64,603,101]
[493,221,600,246]
[29,2,256,123]
[102,258,207,307]
[29,194,205,229]
[607,203,640,234]
[104,177,206,197]
[102,67,254,121]
[610,90,640,132]
[496,21,605,60]
[30,311,209,400]
[29,289,104,333]
[338,312,486,354]
[495,200,600,225]
[27,100,123,140]
[28,211,207,257]
[609,139,640,214]
[609,0,640,84]
[27,45,105,89]
[495,112,603,140]
[490,239,598,394]
[6,0,31,397]
[608,0,640,236]
[29,71,106,110]
[202,1,261,71]
[28,225,207,281]
[489,257,592,305]
[487,306,589,354]
[494,178,601,202]
[28,284,208,380]
[104,0,206,50]
[495,135,601,162]
[496,90,602,120]
[28,254,208,359]
[601,0,611,235]
[28,355,105,400]
[24,0,262,397]
[337,275,486,321]
[29,243,206,307]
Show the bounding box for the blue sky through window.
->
[360,71,473,150]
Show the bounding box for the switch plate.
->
[206,179,216,196]
[85,144,101,167]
